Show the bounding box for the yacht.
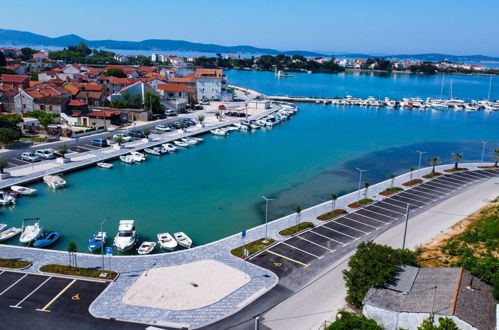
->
[43,175,66,189]
[157,232,178,251]
[174,232,192,249]
[19,218,43,244]
[10,186,37,196]
[114,220,137,252]
[162,143,178,152]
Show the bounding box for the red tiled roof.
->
[86,110,121,118]
[24,89,44,99]
[1,74,29,83]
[68,100,87,106]
[195,68,222,78]
[157,84,187,92]
[110,78,135,85]
[138,66,157,72]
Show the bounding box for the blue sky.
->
[2,0,499,56]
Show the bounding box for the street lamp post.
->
[99,217,108,270]
[355,168,367,202]
[261,196,273,243]
[481,141,488,163]
[416,150,426,179]
[402,204,410,249]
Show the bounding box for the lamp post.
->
[355,168,367,202]
[480,141,488,163]
[98,217,108,270]
[261,195,273,243]
[416,150,426,179]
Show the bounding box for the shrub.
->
[317,209,347,221]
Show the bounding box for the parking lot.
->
[249,169,499,278]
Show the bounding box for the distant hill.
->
[1,28,498,62]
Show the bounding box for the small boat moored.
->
[129,151,146,162]
[174,232,192,249]
[114,220,137,252]
[174,140,189,147]
[11,186,37,196]
[19,218,44,244]
[97,162,113,169]
[43,175,67,189]
[144,148,161,156]
[0,223,6,232]
[87,232,107,252]
[162,143,178,152]
[0,227,22,242]
[120,155,135,164]
[137,241,156,255]
[0,192,16,206]
[33,230,61,248]
[157,232,178,251]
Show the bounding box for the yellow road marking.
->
[37,279,77,313]
[273,262,282,267]
[266,250,309,268]
[72,293,80,301]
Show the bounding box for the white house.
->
[195,68,224,101]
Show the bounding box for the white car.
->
[35,149,55,160]
[113,134,133,142]
[155,124,171,132]
[21,152,41,162]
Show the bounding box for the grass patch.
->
[422,172,442,179]
[348,198,374,208]
[403,179,423,187]
[478,165,499,169]
[20,137,45,142]
[0,258,31,269]
[317,209,347,220]
[444,167,468,173]
[231,238,276,258]
[40,264,118,280]
[379,187,403,196]
[279,222,314,236]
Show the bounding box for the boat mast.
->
[440,74,445,99]
[449,79,453,99]
[487,76,492,101]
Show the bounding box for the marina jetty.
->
[267,95,499,111]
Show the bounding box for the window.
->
[49,105,53,111]
[40,105,45,110]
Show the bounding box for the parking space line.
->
[368,204,405,215]
[296,235,334,252]
[440,176,469,185]
[266,249,309,268]
[0,274,27,296]
[10,277,52,309]
[341,216,379,229]
[412,185,447,196]
[36,279,77,313]
[472,171,496,178]
[321,224,363,237]
[281,242,322,259]
[406,187,442,198]
[420,182,454,192]
[428,180,459,189]
[449,173,476,181]
[361,207,398,219]
[308,231,346,246]
[400,191,435,201]
[389,195,424,206]
[380,199,409,210]
[350,210,394,224]
[457,172,485,180]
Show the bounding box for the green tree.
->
[110,98,125,109]
[331,193,338,212]
[343,241,417,308]
[198,115,205,126]
[113,134,124,146]
[30,72,38,81]
[389,173,396,188]
[0,128,20,148]
[143,128,151,138]
[326,311,382,330]
[75,41,91,55]
[104,68,127,78]
[429,157,442,174]
[20,48,36,61]
[38,113,56,130]
[0,67,16,75]
[0,51,6,66]
[67,242,77,267]
[0,157,8,174]
[492,149,499,167]
[144,91,161,113]
[418,317,459,330]
[364,182,370,199]
[58,144,69,158]
[295,205,302,230]
[451,152,463,170]
[0,114,23,125]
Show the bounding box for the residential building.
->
[0,74,30,89]
[195,68,224,101]
[362,266,497,330]
[109,77,135,93]
[156,84,187,111]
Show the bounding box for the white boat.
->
[162,143,178,152]
[174,140,189,147]
[130,151,146,162]
[191,137,204,143]
[43,175,66,189]
[19,218,43,244]
[154,146,168,154]
[211,129,228,136]
[0,227,22,241]
[97,162,113,169]
[144,147,161,156]
[11,185,37,196]
[120,155,135,164]
[0,223,6,232]
[0,192,16,205]
[114,220,137,252]
[157,232,178,251]
[173,232,192,248]
[250,123,260,129]
[137,241,156,255]
[181,137,199,145]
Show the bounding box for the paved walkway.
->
[0,162,495,328]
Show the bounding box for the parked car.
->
[21,152,41,162]
[113,133,133,142]
[200,101,210,105]
[89,138,109,147]
[128,130,146,139]
[194,105,203,110]
[155,124,171,132]
[218,104,226,110]
[165,109,177,116]
[35,149,56,160]
[155,113,167,119]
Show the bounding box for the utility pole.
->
[261,196,273,243]
[99,217,108,270]
[480,141,488,163]
[402,204,410,249]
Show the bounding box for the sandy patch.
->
[122,259,250,310]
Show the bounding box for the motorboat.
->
[137,241,156,255]
[43,175,67,189]
[211,129,228,136]
[88,232,107,253]
[10,185,37,196]
[19,218,43,244]
[130,151,146,162]
[119,155,135,164]
[144,147,161,156]
[174,140,189,147]
[190,137,203,143]
[0,192,16,206]
[154,146,168,154]
[162,143,178,152]
[33,230,61,248]
[97,162,113,169]
[157,232,177,251]
[114,220,137,252]
[181,137,199,145]
[0,227,22,242]
[0,223,6,232]
[174,232,192,249]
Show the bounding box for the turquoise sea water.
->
[1,71,498,253]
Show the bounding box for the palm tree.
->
[331,194,338,213]
[492,149,499,167]
[409,167,415,181]
[58,145,69,159]
[363,182,370,199]
[451,152,463,170]
[429,157,442,174]
[143,128,151,138]
[67,242,77,267]
[389,173,396,188]
[113,135,124,146]
[198,115,205,127]
[215,111,221,121]
[295,205,302,231]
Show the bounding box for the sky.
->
[1,0,499,56]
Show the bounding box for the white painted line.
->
[322,222,366,236]
[296,235,334,252]
[420,182,454,192]
[400,191,435,201]
[441,176,470,185]
[307,231,346,246]
[360,207,399,220]
[457,172,485,180]
[0,271,4,276]
[427,180,459,189]
[389,195,425,206]
[341,216,379,229]
[367,204,405,216]
[471,171,496,178]
[10,277,52,309]
[412,185,447,196]
[379,199,409,210]
[406,188,442,198]
[348,212,388,225]
[0,274,27,296]
[281,242,322,259]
